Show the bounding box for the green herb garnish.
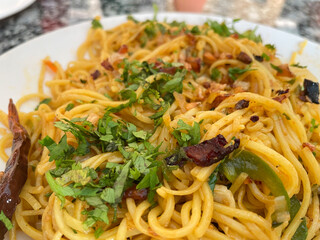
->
[265,44,276,51]
[172,119,201,147]
[282,113,291,120]
[262,53,270,61]
[291,63,307,69]
[310,118,319,132]
[91,19,103,29]
[35,98,51,110]
[228,65,254,81]
[210,68,221,81]
[65,103,74,111]
[270,63,282,73]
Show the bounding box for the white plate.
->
[0,12,320,239]
[0,0,35,20]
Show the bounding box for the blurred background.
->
[0,0,319,55]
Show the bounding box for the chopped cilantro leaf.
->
[210,68,221,81]
[239,28,262,43]
[291,63,307,68]
[132,130,148,140]
[56,168,91,186]
[206,19,261,43]
[270,63,282,73]
[101,188,115,204]
[82,203,109,228]
[287,79,296,85]
[45,171,77,204]
[144,22,157,38]
[208,159,225,192]
[127,15,139,23]
[172,119,201,147]
[113,161,131,204]
[157,23,166,34]
[39,135,75,166]
[207,20,231,37]
[310,118,319,132]
[91,19,103,29]
[282,113,291,120]
[190,70,197,79]
[94,227,104,239]
[153,3,158,21]
[65,103,74,111]
[104,93,113,100]
[261,53,270,61]
[190,26,201,35]
[228,65,254,81]
[265,44,276,51]
[136,166,160,203]
[35,98,51,110]
[187,82,195,90]
[171,21,187,35]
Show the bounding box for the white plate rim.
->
[1,12,320,57]
[0,0,36,20]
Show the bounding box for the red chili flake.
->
[235,99,249,110]
[91,70,100,80]
[202,82,211,89]
[101,59,114,71]
[211,94,230,109]
[123,186,148,200]
[186,56,201,72]
[237,52,252,64]
[299,95,307,102]
[230,33,239,39]
[118,44,128,54]
[273,94,288,103]
[302,142,316,152]
[244,177,252,184]
[159,66,178,75]
[276,64,295,78]
[154,60,163,68]
[250,115,259,122]
[203,52,216,65]
[184,134,240,167]
[219,53,233,60]
[186,33,196,45]
[276,89,289,95]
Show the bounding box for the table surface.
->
[0,0,319,56]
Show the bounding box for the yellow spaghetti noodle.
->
[1,15,320,240]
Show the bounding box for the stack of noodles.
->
[0,15,319,240]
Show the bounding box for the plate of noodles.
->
[0,12,320,240]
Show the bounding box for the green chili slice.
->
[221,149,290,209]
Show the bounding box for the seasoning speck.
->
[235,100,249,110]
[250,115,259,122]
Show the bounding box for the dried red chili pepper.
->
[0,100,30,239]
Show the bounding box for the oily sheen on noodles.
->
[0,15,319,240]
